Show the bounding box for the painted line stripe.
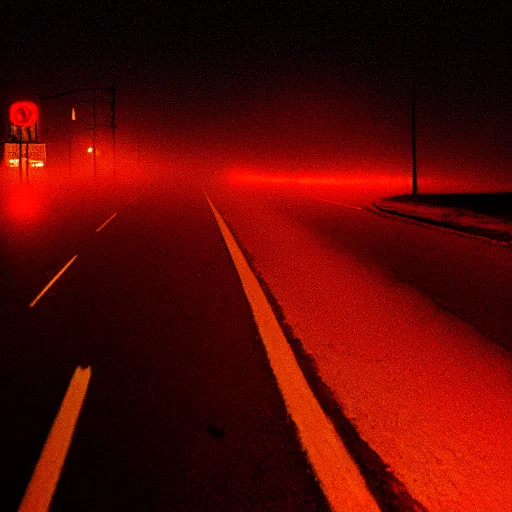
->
[96,212,118,232]
[311,195,363,210]
[126,194,140,206]
[203,193,379,512]
[29,255,78,308]
[18,366,92,512]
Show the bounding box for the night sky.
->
[3,1,511,188]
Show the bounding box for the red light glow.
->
[6,189,44,221]
[228,170,409,187]
[225,169,412,203]
[9,101,39,127]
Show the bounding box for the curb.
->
[372,202,512,246]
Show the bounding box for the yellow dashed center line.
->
[204,193,379,512]
[18,366,92,512]
[95,212,118,232]
[29,255,78,308]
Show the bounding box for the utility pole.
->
[411,71,417,196]
[93,88,97,180]
[110,85,116,179]
[19,127,22,182]
[25,142,29,181]
[40,87,117,181]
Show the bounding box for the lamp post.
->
[411,72,418,195]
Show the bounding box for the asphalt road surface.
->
[2,181,330,511]
[212,180,512,352]
[292,191,512,352]
[3,177,511,511]
[207,180,512,511]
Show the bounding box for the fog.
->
[3,3,510,196]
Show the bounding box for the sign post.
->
[9,101,40,182]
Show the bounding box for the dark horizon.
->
[3,2,510,189]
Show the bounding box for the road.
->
[238,184,512,352]
[2,176,511,511]
[201,178,512,512]
[2,180,337,511]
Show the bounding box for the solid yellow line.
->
[29,255,78,308]
[203,193,379,512]
[95,212,118,232]
[18,366,92,512]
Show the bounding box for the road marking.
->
[126,194,140,206]
[29,255,78,308]
[204,193,379,512]
[96,212,118,232]
[18,366,91,512]
[311,195,363,210]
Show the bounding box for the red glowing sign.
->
[9,101,39,127]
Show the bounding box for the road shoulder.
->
[373,194,512,244]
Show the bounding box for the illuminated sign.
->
[4,143,46,167]
[9,101,39,127]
